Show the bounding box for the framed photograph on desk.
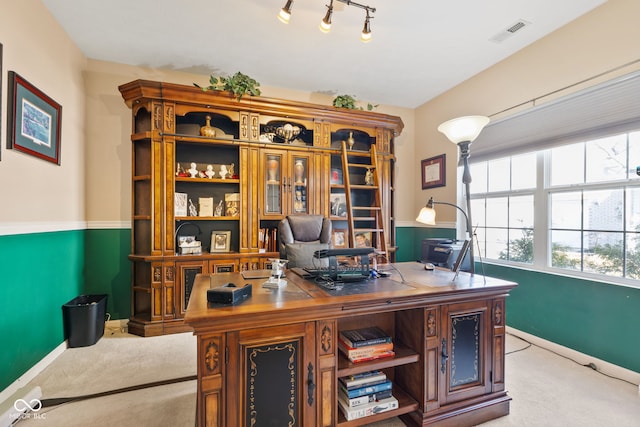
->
[421,154,445,189]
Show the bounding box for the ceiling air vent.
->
[489,19,531,43]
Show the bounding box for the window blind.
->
[471,70,640,162]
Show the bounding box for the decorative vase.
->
[200,115,216,137]
[267,158,279,182]
[347,131,355,150]
[294,160,305,184]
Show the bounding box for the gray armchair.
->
[278,215,332,268]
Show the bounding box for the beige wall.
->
[0,0,86,230]
[414,0,640,225]
[82,60,416,224]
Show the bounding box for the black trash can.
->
[62,294,108,348]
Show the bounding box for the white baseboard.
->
[507,326,640,386]
[0,341,66,406]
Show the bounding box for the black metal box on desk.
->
[421,238,471,271]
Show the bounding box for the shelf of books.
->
[336,326,420,425]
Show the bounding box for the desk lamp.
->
[416,116,490,274]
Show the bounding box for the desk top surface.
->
[184,262,517,332]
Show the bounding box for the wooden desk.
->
[184,263,517,426]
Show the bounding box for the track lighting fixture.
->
[278,0,376,42]
[278,0,294,24]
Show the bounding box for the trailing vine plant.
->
[332,94,378,111]
[194,71,261,101]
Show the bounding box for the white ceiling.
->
[41,0,605,108]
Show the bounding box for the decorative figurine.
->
[365,167,374,186]
[263,258,289,288]
[205,165,215,179]
[214,200,224,217]
[188,199,198,216]
[229,163,235,178]
[188,162,199,178]
[219,164,228,179]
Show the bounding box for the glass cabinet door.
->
[291,155,309,214]
[264,152,283,215]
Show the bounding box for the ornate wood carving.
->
[153,266,162,282]
[164,104,174,132]
[320,324,332,354]
[153,103,162,130]
[165,265,174,281]
[427,310,437,337]
[494,302,503,325]
[204,338,221,374]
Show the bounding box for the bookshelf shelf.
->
[337,345,419,377]
[337,386,419,427]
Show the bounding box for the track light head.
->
[360,11,372,42]
[319,1,334,33]
[278,0,294,24]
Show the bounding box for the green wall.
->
[0,231,84,389]
[396,226,640,374]
[84,229,132,320]
[0,228,131,391]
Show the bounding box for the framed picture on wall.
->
[7,71,62,164]
[421,154,446,189]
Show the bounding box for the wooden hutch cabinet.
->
[119,80,403,336]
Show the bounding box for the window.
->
[470,131,640,283]
[471,153,536,263]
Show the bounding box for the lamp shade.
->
[437,116,490,144]
[416,206,436,225]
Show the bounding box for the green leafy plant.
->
[194,72,261,101]
[332,94,379,111]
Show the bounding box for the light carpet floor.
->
[11,328,640,427]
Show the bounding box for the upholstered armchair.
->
[278,215,332,268]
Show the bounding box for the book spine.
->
[338,396,398,421]
[350,350,395,363]
[340,370,386,389]
[340,334,392,348]
[338,388,393,407]
[339,341,394,358]
[341,380,392,398]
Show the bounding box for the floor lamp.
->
[418,116,490,275]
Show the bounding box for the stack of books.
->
[338,370,398,421]
[338,326,394,363]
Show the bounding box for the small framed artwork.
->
[333,229,347,248]
[7,71,62,164]
[210,230,231,253]
[330,193,347,217]
[421,154,446,189]
[355,231,372,248]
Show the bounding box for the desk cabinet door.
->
[439,300,492,405]
[227,322,317,427]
